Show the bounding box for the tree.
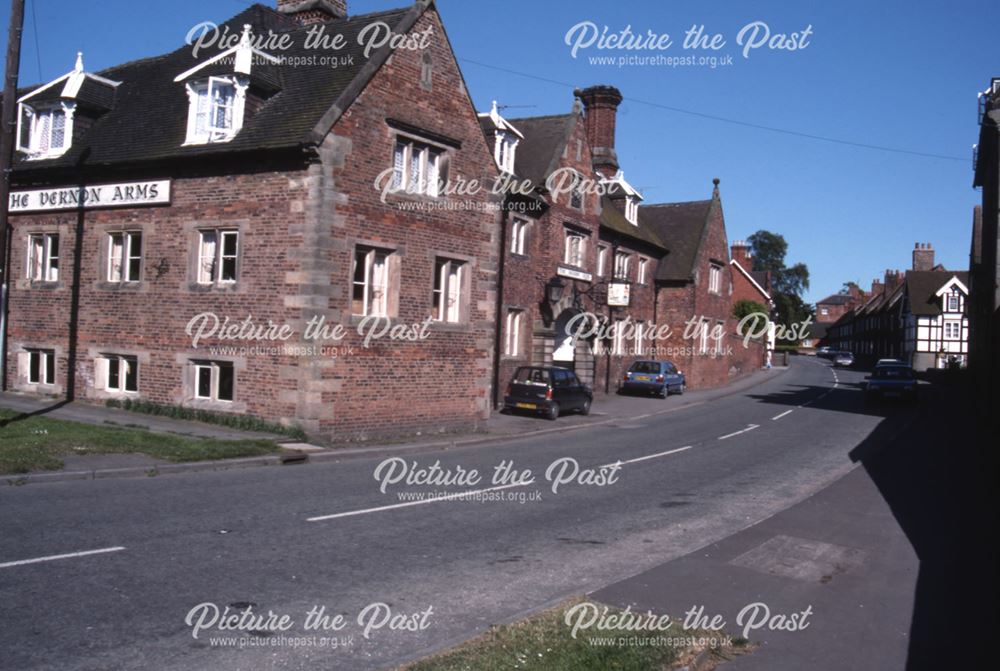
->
[732,299,768,321]
[747,230,813,331]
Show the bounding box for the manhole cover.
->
[729,534,866,582]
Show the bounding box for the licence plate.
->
[516,402,537,409]
[635,375,650,381]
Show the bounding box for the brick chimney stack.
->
[912,242,935,271]
[871,277,884,296]
[277,0,346,25]
[731,240,751,267]
[575,85,623,178]
[884,269,903,291]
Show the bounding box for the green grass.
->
[402,600,749,671]
[104,398,307,441]
[0,409,280,475]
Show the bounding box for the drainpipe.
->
[490,200,509,411]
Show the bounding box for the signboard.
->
[557,266,593,282]
[9,180,171,213]
[607,282,631,307]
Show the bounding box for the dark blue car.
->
[620,360,685,398]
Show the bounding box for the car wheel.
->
[676,383,685,395]
[579,398,591,416]
[659,386,669,399]
[546,403,560,421]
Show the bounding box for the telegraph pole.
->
[0,0,26,391]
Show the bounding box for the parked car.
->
[503,366,592,420]
[875,358,907,368]
[865,365,918,403]
[833,351,855,367]
[620,360,686,398]
[816,347,835,359]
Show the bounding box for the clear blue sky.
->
[4,0,996,304]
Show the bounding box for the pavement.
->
[1,364,790,483]
[592,367,997,670]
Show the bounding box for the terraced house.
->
[2,0,501,441]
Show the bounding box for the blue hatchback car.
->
[620,360,685,398]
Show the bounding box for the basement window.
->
[193,360,235,402]
[26,349,56,385]
[101,354,139,393]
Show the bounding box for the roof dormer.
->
[601,170,643,225]
[16,52,120,160]
[174,24,283,145]
[478,101,523,174]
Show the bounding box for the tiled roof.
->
[816,293,855,306]
[639,199,714,281]
[10,3,420,173]
[503,113,577,186]
[906,271,969,316]
[600,198,666,251]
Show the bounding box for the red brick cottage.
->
[2,0,501,442]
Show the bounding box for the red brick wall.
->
[731,261,769,306]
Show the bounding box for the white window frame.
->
[495,131,518,174]
[510,218,528,256]
[184,76,246,145]
[614,251,631,280]
[699,318,710,354]
[16,102,75,159]
[612,320,626,356]
[26,349,56,385]
[564,231,586,268]
[433,258,466,323]
[504,309,523,356]
[944,320,961,340]
[102,354,139,394]
[392,138,443,197]
[108,231,143,283]
[634,321,645,355]
[27,233,59,282]
[597,245,608,277]
[709,264,723,294]
[193,360,235,402]
[352,247,391,317]
[637,258,648,284]
[197,229,239,285]
[947,294,960,312]
[625,197,639,225]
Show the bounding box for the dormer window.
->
[15,53,120,161]
[625,197,639,224]
[174,24,281,147]
[17,103,73,158]
[479,101,523,175]
[185,76,245,145]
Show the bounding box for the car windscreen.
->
[630,362,660,374]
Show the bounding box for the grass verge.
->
[400,599,751,671]
[0,409,280,475]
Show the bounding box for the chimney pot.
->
[277,0,346,25]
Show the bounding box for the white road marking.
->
[0,546,125,569]
[600,445,692,469]
[309,445,696,522]
[718,424,760,440]
[771,409,794,421]
[307,481,533,522]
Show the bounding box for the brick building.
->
[2,0,501,442]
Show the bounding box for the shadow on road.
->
[848,374,997,668]
[0,399,71,429]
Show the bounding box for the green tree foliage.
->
[747,230,813,331]
[732,299,768,321]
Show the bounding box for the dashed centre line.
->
[772,409,794,421]
[718,424,759,440]
[0,546,126,570]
